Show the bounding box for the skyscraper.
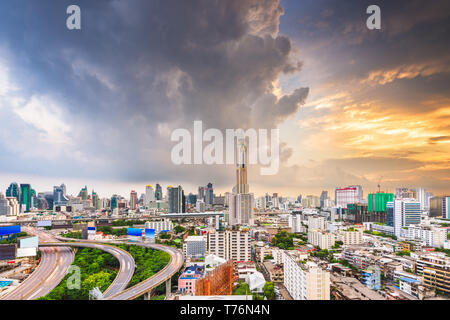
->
[335,185,363,208]
[92,190,100,210]
[320,191,328,208]
[205,183,214,207]
[20,184,31,212]
[53,184,69,206]
[130,190,138,210]
[235,140,249,194]
[168,185,184,213]
[394,198,421,237]
[229,139,254,226]
[443,196,450,219]
[145,185,155,205]
[155,183,163,201]
[6,182,20,202]
[78,186,88,200]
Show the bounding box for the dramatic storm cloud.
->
[0,0,308,194]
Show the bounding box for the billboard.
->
[127,228,142,237]
[36,220,52,227]
[0,244,16,261]
[145,228,155,243]
[87,227,96,235]
[17,247,37,258]
[0,225,21,236]
[19,236,39,249]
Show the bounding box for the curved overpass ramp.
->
[39,242,135,299]
[53,236,185,300]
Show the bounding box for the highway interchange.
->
[1,227,184,300]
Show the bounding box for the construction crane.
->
[377,175,383,193]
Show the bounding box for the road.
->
[1,246,74,300]
[40,242,135,299]
[106,242,184,300]
[1,227,75,300]
[52,235,185,300]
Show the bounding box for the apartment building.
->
[308,229,335,249]
[308,215,326,230]
[414,252,450,294]
[400,225,447,247]
[339,228,363,246]
[283,251,330,300]
[207,230,251,261]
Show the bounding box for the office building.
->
[394,198,421,237]
[386,201,394,227]
[155,183,163,201]
[283,251,330,300]
[208,231,251,261]
[183,236,207,259]
[335,185,363,208]
[0,193,7,216]
[6,182,20,202]
[20,184,32,212]
[78,186,88,200]
[145,185,155,205]
[443,196,450,219]
[145,220,173,233]
[320,191,328,208]
[430,196,443,217]
[130,190,138,210]
[168,185,184,213]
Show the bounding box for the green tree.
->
[263,282,275,300]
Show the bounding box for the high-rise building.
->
[394,198,421,237]
[183,236,207,259]
[443,196,450,219]
[130,190,138,210]
[0,193,8,216]
[368,192,394,213]
[308,230,335,249]
[229,140,254,226]
[78,186,88,200]
[386,201,394,227]
[235,140,249,194]
[6,182,20,202]
[430,196,443,217]
[20,184,32,212]
[320,191,328,208]
[168,185,184,213]
[92,190,100,210]
[335,186,363,208]
[155,184,163,201]
[207,230,251,261]
[198,186,205,202]
[187,193,197,206]
[53,184,69,206]
[110,195,118,210]
[283,251,330,300]
[145,185,155,205]
[205,183,214,207]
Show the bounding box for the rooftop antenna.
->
[377,175,383,193]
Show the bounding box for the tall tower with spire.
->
[229,139,254,226]
[235,139,249,194]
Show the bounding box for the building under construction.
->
[196,260,237,296]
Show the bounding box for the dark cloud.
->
[0,0,308,186]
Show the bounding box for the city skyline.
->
[0,0,449,198]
